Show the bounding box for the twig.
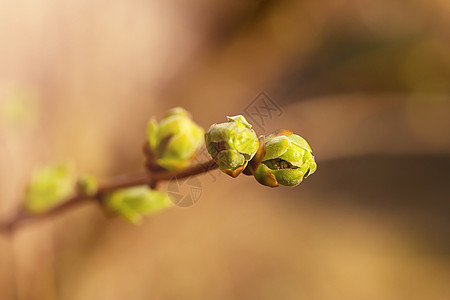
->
[0,160,218,233]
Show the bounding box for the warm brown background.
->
[1,0,449,299]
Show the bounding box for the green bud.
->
[25,163,74,213]
[205,115,259,177]
[253,130,317,187]
[76,174,98,197]
[146,107,204,171]
[104,186,173,224]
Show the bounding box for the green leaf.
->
[233,127,259,158]
[205,123,233,143]
[25,163,74,214]
[104,186,173,224]
[262,136,290,161]
[271,169,304,187]
[165,133,199,161]
[305,160,317,178]
[226,115,252,128]
[163,107,191,118]
[253,163,278,187]
[157,115,186,142]
[217,150,245,170]
[278,144,307,167]
[147,118,158,150]
[286,134,312,151]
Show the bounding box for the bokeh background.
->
[1,0,450,299]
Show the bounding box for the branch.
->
[0,160,218,233]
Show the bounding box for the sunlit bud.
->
[252,130,317,187]
[205,115,259,177]
[146,107,204,171]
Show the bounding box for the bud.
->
[104,186,173,224]
[25,163,74,213]
[205,115,259,177]
[146,107,204,171]
[252,130,317,187]
[76,174,98,197]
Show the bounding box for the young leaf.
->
[25,163,74,213]
[104,186,173,224]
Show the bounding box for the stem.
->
[0,160,218,233]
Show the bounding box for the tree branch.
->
[0,160,218,233]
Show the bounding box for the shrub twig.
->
[0,160,218,233]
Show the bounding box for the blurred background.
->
[0,0,449,299]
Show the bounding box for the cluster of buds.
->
[205,116,316,187]
[143,109,316,186]
[22,107,316,226]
